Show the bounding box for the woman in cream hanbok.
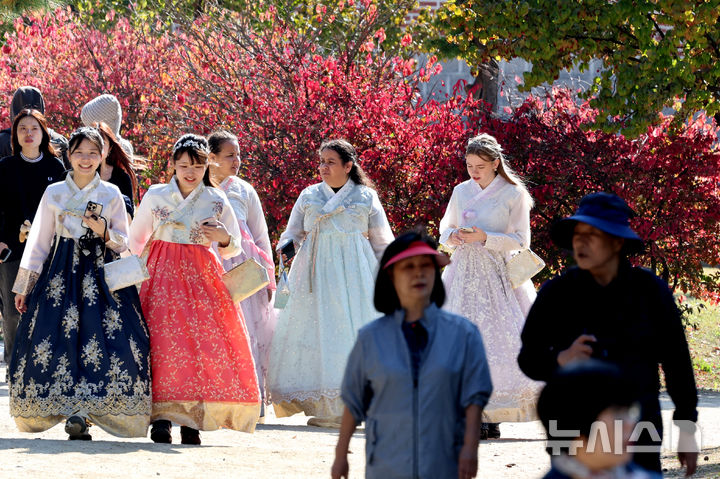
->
[129,134,260,445]
[208,130,276,413]
[268,139,393,425]
[439,134,540,437]
[9,127,151,440]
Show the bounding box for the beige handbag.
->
[506,249,545,289]
[223,257,270,302]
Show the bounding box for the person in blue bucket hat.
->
[518,192,698,476]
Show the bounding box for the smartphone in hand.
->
[280,241,296,261]
[458,227,474,233]
[0,246,11,262]
[82,201,103,228]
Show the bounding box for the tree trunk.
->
[467,59,500,111]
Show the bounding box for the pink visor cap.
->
[383,241,451,269]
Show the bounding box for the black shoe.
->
[150,420,172,444]
[65,416,92,440]
[479,422,489,440]
[180,426,201,445]
[487,423,501,439]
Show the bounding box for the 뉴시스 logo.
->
[546,419,701,455]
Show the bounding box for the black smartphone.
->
[82,201,103,228]
[0,247,11,262]
[280,241,296,261]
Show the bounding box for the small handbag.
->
[274,256,291,309]
[104,254,150,292]
[103,223,163,293]
[223,257,270,303]
[506,249,545,289]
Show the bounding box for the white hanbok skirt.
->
[442,243,540,422]
[267,230,379,418]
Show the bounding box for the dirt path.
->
[0,364,719,478]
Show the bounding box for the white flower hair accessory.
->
[173,136,209,154]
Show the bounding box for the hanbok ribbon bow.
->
[307,206,345,293]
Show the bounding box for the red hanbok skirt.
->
[140,240,260,432]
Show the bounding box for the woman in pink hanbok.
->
[439,133,540,439]
[208,130,276,417]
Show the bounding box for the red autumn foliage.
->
[0,11,718,301]
[479,88,720,301]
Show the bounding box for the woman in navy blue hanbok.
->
[9,128,151,439]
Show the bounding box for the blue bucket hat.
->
[551,192,644,254]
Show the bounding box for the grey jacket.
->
[341,304,493,479]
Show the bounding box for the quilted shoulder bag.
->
[223,257,270,303]
[505,249,545,289]
[104,225,163,292]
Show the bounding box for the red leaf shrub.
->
[0,12,718,300]
[0,9,192,176]
[482,88,720,300]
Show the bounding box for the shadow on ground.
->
[0,437,230,454]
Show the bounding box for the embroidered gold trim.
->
[12,268,40,296]
[152,400,260,433]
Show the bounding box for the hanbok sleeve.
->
[484,189,531,251]
[277,191,307,251]
[12,190,56,295]
[246,187,273,265]
[217,196,243,259]
[128,193,155,256]
[367,191,394,261]
[245,186,276,288]
[460,324,493,409]
[341,332,370,424]
[438,187,460,247]
[104,191,130,254]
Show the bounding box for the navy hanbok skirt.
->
[8,236,151,437]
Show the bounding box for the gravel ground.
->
[0,361,719,478]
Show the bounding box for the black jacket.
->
[519,262,698,424]
[0,154,67,262]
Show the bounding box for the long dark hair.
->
[11,109,58,158]
[172,133,215,187]
[94,121,138,202]
[319,139,375,189]
[374,229,446,315]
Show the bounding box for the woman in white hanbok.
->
[208,130,276,413]
[439,134,540,437]
[268,139,394,426]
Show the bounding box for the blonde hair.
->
[465,133,533,206]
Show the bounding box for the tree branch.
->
[646,13,665,41]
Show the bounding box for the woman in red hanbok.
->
[129,134,260,444]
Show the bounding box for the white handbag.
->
[104,254,150,292]
[103,224,163,293]
[223,257,270,303]
[506,249,545,288]
[273,256,291,309]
